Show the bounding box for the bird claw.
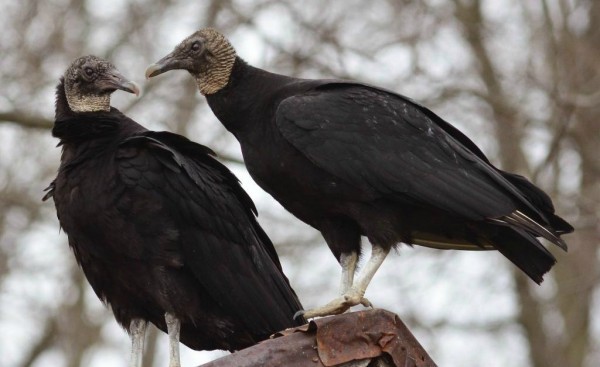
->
[360,297,373,308]
[297,291,373,319]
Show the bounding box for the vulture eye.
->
[191,41,201,52]
[84,67,94,76]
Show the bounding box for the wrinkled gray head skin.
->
[145,28,236,95]
[64,55,140,113]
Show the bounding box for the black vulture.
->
[44,56,305,367]
[146,29,573,319]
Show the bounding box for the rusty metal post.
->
[199,309,437,367]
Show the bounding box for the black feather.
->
[47,77,304,352]
[202,56,572,284]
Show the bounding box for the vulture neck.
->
[66,92,111,113]
[206,57,294,136]
[53,79,142,147]
[196,40,237,95]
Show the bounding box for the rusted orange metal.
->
[199,309,437,367]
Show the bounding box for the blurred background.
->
[0,0,598,366]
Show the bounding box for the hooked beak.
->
[105,70,141,96]
[145,53,179,79]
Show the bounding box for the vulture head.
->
[145,28,236,95]
[64,55,140,113]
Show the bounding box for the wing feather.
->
[116,132,303,331]
[275,82,564,243]
[276,85,520,220]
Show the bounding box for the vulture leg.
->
[339,251,358,294]
[165,313,181,367]
[129,319,147,367]
[301,245,390,319]
[344,245,390,307]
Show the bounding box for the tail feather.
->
[500,210,568,251]
[490,227,556,284]
[485,172,571,283]
[548,214,574,235]
[500,171,574,235]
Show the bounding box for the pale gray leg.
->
[348,245,389,303]
[295,251,361,320]
[339,251,358,294]
[165,313,181,367]
[129,319,147,367]
[302,245,390,319]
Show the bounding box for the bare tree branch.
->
[0,111,52,130]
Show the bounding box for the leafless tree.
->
[0,1,597,366]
